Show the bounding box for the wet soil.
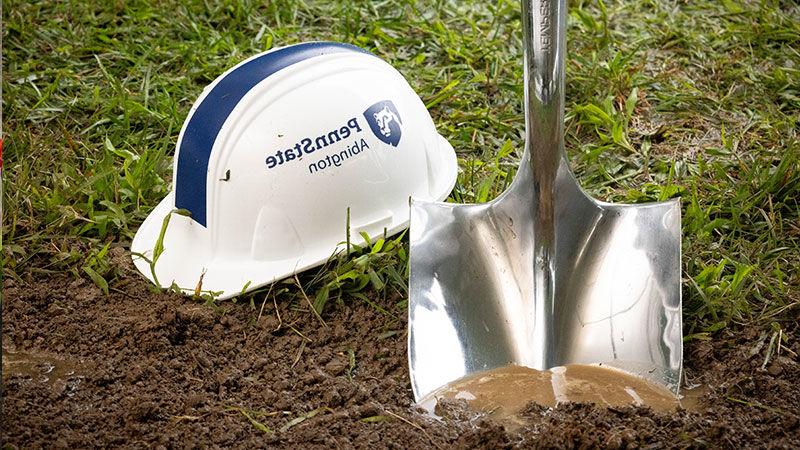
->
[2,268,799,448]
[418,364,682,429]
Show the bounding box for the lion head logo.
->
[364,100,402,147]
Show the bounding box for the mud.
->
[3,344,86,388]
[419,364,681,428]
[2,269,799,448]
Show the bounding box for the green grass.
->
[3,0,798,338]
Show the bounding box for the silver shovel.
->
[408,0,682,402]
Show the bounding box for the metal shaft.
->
[519,0,566,369]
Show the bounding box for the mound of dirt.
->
[2,272,798,448]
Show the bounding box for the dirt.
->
[2,265,799,448]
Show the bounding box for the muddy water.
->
[2,345,85,391]
[418,364,684,427]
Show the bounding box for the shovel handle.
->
[522,0,566,173]
[519,0,566,246]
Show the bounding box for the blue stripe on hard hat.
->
[175,42,371,227]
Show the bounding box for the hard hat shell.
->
[131,42,457,299]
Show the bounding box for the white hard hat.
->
[131,42,457,299]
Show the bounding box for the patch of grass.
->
[3,0,798,336]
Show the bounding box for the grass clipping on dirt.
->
[2,0,799,448]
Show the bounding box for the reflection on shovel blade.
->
[408,0,682,402]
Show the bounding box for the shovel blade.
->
[408,168,682,400]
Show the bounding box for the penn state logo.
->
[364,100,402,147]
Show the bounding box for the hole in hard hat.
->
[418,364,696,429]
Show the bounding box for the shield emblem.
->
[364,100,402,147]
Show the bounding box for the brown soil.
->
[2,264,799,448]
